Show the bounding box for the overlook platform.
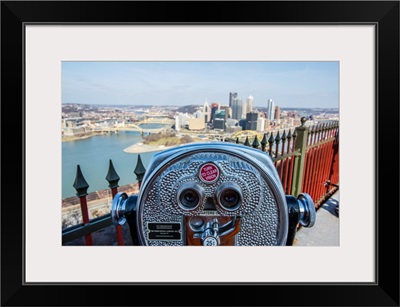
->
[294,190,340,246]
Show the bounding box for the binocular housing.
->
[111,142,315,246]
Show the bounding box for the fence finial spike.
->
[73,165,89,197]
[287,129,292,139]
[275,130,281,142]
[268,132,275,144]
[252,135,260,149]
[261,133,268,145]
[244,136,250,146]
[134,154,146,182]
[281,130,287,141]
[106,159,120,189]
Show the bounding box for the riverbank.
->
[123,142,173,154]
[62,132,103,143]
[123,138,214,154]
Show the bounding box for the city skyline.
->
[62,61,339,108]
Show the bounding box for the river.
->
[62,126,166,198]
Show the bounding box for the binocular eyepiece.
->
[111,142,315,246]
[177,182,204,210]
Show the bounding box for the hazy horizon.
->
[62,61,339,108]
[62,102,338,110]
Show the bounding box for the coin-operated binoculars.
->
[111,142,315,246]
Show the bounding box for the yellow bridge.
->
[139,117,175,125]
[231,130,264,141]
[96,117,175,135]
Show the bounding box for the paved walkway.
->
[294,190,340,246]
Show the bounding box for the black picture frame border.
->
[1,1,399,306]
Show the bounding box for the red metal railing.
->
[301,122,339,208]
[268,128,298,195]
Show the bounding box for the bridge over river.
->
[96,117,175,135]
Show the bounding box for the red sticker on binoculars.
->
[199,163,219,183]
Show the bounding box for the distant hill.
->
[175,105,201,114]
[62,103,338,116]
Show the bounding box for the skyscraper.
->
[274,106,281,122]
[231,96,243,120]
[211,102,220,110]
[246,95,254,114]
[257,117,266,131]
[220,105,231,120]
[210,102,220,121]
[241,99,248,119]
[229,92,238,108]
[267,99,275,121]
[245,112,258,131]
[203,98,210,123]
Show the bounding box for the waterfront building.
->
[188,117,205,130]
[213,111,226,130]
[175,116,181,131]
[225,116,241,133]
[275,105,281,121]
[210,102,220,122]
[214,109,226,119]
[226,118,239,128]
[175,113,190,131]
[246,111,258,122]
[267,99,275,121]
[63,126,92,136]
[213,118,225,131]
[241,99,248,119]
[231,97,243,120]
[229,92,238,108]
[203,98,210,123]
[194,110,204,120]
[246,122,257,131]
[238,119,247,130]
[66,119,77,128]
[274,106,281,125]
[220,105,231,119]
[245,112,258,131]
[211,102,220,110]
[257,117,266,131]
[246,95,254,114]
[264,118,271,129]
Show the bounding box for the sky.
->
[62,61,339,108]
